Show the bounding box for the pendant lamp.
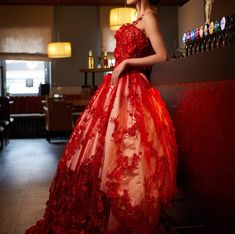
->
[48,42,72,58]
[47,0,72,58]
[110,7,136,31]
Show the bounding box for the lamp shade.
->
[47,42,72,58]
[110,7,136,31]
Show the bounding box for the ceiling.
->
[0,0,189,6]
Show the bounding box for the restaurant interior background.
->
[0,0,233,88]
[0,0,235,233]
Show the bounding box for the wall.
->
[178,0,204,48]
[158,6,178,58]
[52,5,179,87]
[99,6,116,53]
[0,6,53,55]
[0,5,179,87]
[52,6,101,87]
[211,0,235,20]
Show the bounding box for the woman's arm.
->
[111,13,167,85]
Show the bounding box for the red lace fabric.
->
[25,23,177,234]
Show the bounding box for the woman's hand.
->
[111,60,129,85]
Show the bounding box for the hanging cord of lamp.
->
[48,0,72,58]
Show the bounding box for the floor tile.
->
[0,139,65,234]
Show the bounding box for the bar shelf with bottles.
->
[182,15,235,57]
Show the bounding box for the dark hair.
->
[149,0,160,4]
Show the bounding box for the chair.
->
[43,98,74,143]
[0,126,5,150]
[0,97,13,146]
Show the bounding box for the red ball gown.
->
[26,19,177,234]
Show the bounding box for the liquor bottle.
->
[216,34,223,48]
[220,17,226,31]
[226,16,230,29]
[204,23,209,37]
[230,14,234,27]
[182,33,187,44]
[185,44,189,56]
[189,43,194,55]
[88,50,94,69]
[103,50,108,68]
[186,31,191,44]
[209,21,214,35]
[191,29,195,42]
[224,31,231,46]
[211,36,216,50]
[206,38,211,51]
[201,39,207,52]
[195,28,200,40]
[196,42,201,54]
[222,33,227,47]
[199,26,204,39]
[214,20,220,33]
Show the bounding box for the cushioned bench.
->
[9,96,45,138]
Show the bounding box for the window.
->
[6,60,50,95]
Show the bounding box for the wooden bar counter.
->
[150,44,235,233]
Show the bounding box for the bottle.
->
[212,36,217,49]
[88,50,94,69]
[103,50,108,68]
[97,56,102,68]
[201,39,207,52]
[193,43,197,54]
[224,31,230,46]
[196,42,201,54]
[185,44,189,56]
[206,38,211,52]
[189,43,194,55]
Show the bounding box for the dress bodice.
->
[114,23,155,67]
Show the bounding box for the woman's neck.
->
[136,2,153,18]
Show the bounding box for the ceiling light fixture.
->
[47,0,72,58]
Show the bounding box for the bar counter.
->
[150,44,235,233]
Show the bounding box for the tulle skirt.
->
[26,71,177,234]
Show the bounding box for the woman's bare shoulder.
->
[142,11,159,31]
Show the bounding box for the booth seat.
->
[10,96,44,114]
[9,96,45,138]
[8,87,92,139]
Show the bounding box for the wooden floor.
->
[0,139,208,234]
[0,139,65,234]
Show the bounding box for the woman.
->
[26,0,177,233]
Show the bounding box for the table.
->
[79,67,113,88]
